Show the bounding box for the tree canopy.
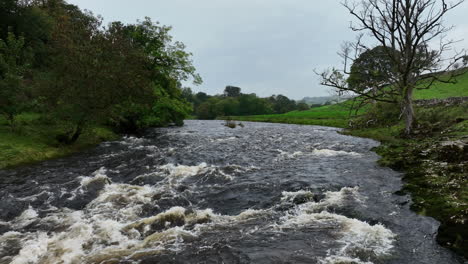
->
[321,0,467,134]
[0,0,201,143]
[182,87,306,120]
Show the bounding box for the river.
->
[0,121,463,264]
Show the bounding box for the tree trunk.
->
[403,87,415,135]
[372,87,377,104]
[68,124,83,144]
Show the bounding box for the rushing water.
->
[0,121,464,264]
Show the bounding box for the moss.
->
[345,104,468,257]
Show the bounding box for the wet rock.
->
[292,192,320,204]
[0,199,29,221]
[436,141,467,163]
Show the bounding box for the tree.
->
[297,102,310,111]
[224,86,241,97]
[120,18,200,128]
[197,98,221,120]
[35,9,199,140]
[181,87,195,103]
[347,46,397,101]
[0,32,32,128]
[216,97,240,116]
[37,5,114,144]
[195,92,210,104]
[320,0,466,135]
[270,95,297,114]
[125,17,202,86]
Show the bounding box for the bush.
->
[350,102,400,128]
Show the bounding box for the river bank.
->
[1,107,466,259]
[0,120,463,263]
[0,113,119,169]
[233,102,468,258]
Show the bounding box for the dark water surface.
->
[0,121,464,264]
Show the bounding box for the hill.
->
[300,95,354,105]
[234,71,468,127]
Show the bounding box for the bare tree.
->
[320,0,467,135]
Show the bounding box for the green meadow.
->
[233,71,468,127]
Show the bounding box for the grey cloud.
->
[68,0,468,99]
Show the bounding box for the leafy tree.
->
[151,81,192,126]
[194,92,210,105]
[270,95,297,114]
[36,5,112,144]
[321,0,466,135]
[216,97,240,116]
[113,18,199,129]
[347,46,397,98]
[125,17,202,86]
[0,32,33,128]
[235,94,271,115]
[197,98,221,120]
[297,102,310,111]
[181,87,195,103]
[224,86,241,97]
[0,0,201,144]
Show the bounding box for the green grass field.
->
[0,113,118,169]
[415,71,468,99]
[234,71,468,127]
[233,102,358,128]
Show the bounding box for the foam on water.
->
[12,206,39,229]
[276,150,304,160]
[319,255,373,264]
[281,190,315,202]
[1,165,270,264]
[160,163,211,179]
[120,136,146,146]
[312,149,362,157]
[211,137,237,142]
[79,167,111,186]
[6,204,268,263]
[278,188,394,264]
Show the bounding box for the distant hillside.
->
[300,95,355,106]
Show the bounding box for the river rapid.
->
[0,121,464,264]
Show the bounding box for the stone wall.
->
[414,96,468,107]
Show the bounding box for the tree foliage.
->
[0,32,32,128]
[224,86,241,97]
[321,0,466,135]
[183,87,303,120]
[347,46,397,95]
[0,0,200,143]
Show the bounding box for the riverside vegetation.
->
[233,0,468,255]
[0,0,201,168]
[232,73,468,257]
[1,0,467,260]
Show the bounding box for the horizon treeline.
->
[0,0,200,144]
[182,86,310,120]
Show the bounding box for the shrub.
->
[350,102,400,128]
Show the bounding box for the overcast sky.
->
[67,0,468,99]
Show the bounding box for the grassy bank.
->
[234,100,468,257]
[229,71,468,257]
[0,113,119,169]
[234,72,468,127]
[346,104,468,258]
[415,70,468,99]
[232,102,357,128]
